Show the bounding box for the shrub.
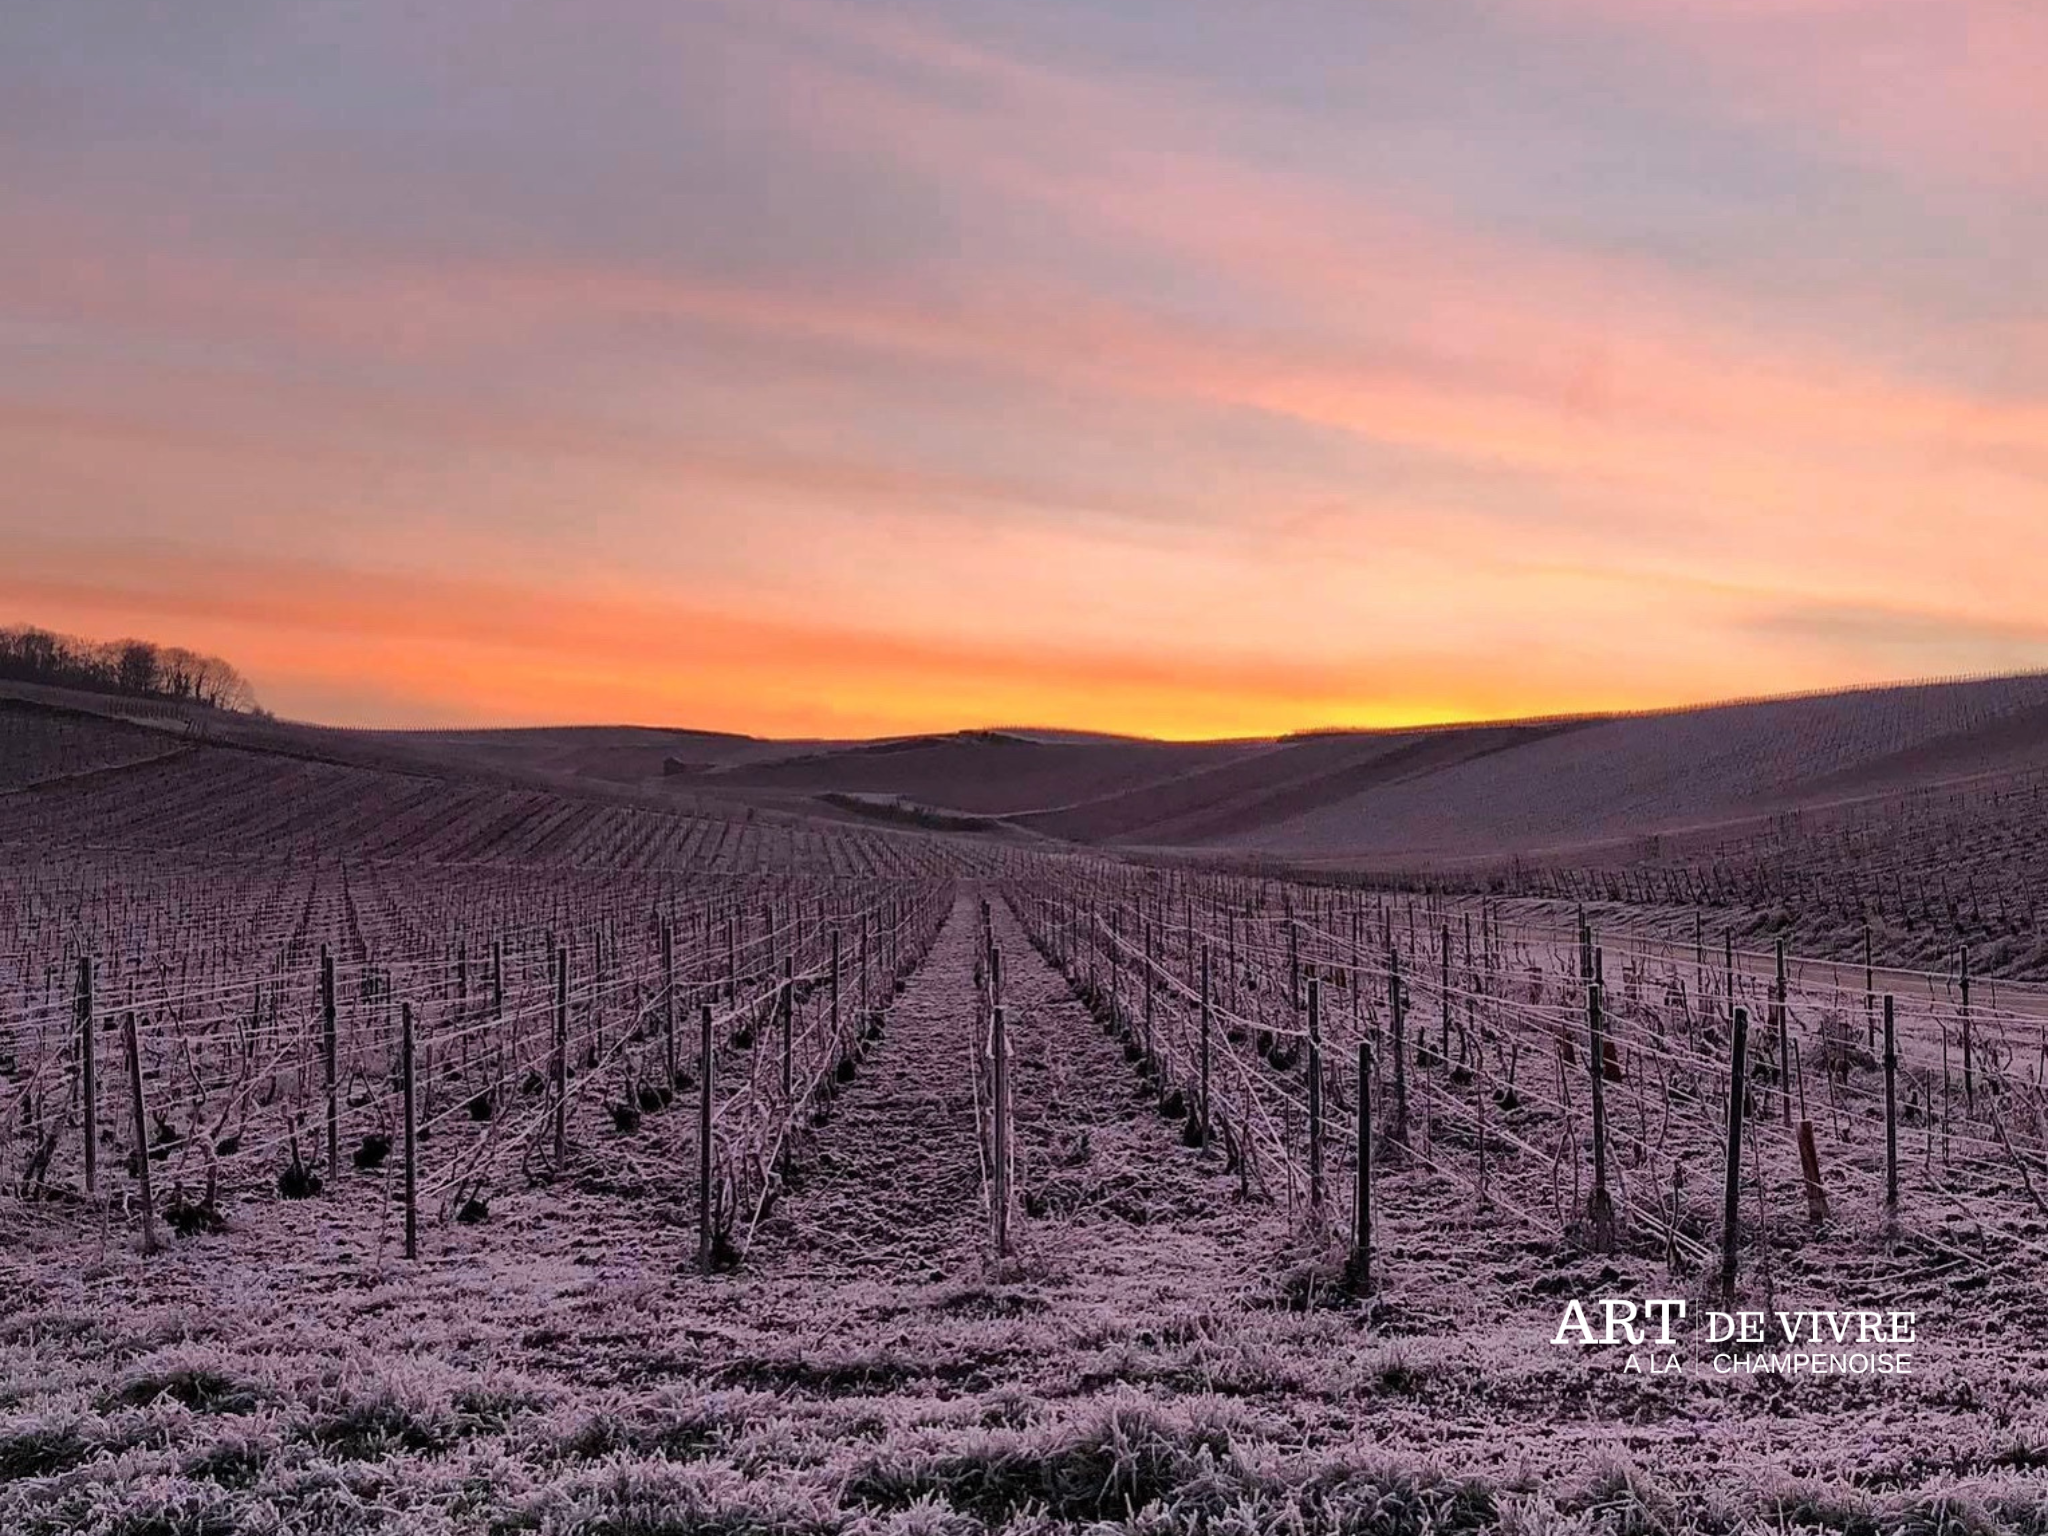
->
[0,1416,97,1479]
[847,1397,1237,1524]
[109,1352,263,1416]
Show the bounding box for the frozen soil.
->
[4,891,2047,1534]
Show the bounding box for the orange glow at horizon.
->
[9,539,2045,741]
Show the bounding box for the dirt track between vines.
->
[723,889,1283,1348]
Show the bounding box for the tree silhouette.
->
[0,624,259,712]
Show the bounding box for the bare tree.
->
[192,654,256,711]
[0,622,259,712]
[113,640,161,696]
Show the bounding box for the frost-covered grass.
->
[6,1196,2048,1535]
[6,894,2045,1534]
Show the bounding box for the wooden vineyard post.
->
[1389,949,1408,1143]
[1797,1118,1829,1227]
[1351,909,1362,1035]
[1228,909,1239,1014]
[1307,977,1324,1212]
[593,927,606,1064]
[1440,922,1451,1063]
[1883,994,1899,1210]
[1352,1039,1372,1291]
[78,956,96,1198]
[1587,981,1615,1251]
[492,938,505,1084]
[1864,928,1875,1050]
[992,1003,1012,1257]
[553,946,569,1165]
[1774,939,1790,1128]
[121,1008,158,1255]
[401,1002,418,1260]
[1719,1005,1750,1294]
[1199,945,1212,1145]
[1724,932,1735,1025]
[322,946,338,1178]
[1694,911,1706,1026]
[831,929,841,1055]
[1143,921,1155,1069]
[698,1003,714,1273]
[1960,946,1973,1116]
[1111,907,1122,1032]
[780,958,793,1100]
[1477,1021,1489,1204]
[661,921,676,1089]
[1085,901,1098,1000]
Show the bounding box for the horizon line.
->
[267,663,2048,748]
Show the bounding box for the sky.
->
[3,0,2045,738]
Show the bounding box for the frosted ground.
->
[7,896,2045,1535]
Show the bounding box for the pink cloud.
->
[1514,0,2048,185]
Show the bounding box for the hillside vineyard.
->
[6,689,2048,1531]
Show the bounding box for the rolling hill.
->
[696,672,2048,867]
[13,670,2048,872]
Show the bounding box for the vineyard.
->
[0,739,954,874]
[1495,769,2048,979]
[5,700,2048,1534]
[0,698,185,792]
[2,850,954,1263]
[1001,864,2048,1281]
[1021,671,2048,858]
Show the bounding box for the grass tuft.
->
[109,1351,264,1416]
[847,1396,1237,1524]
[0,1417,97,1479]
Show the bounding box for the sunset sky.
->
[4,1,2045,737]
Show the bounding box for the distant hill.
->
[15,669,2048,872]
[698,672,2048,866]
[1186,673,2048,864]
[698,730,1255,815]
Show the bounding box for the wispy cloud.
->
[1510,0,2048,187]
[0,0,2038,732]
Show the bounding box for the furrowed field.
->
[5,695,2048,1535]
